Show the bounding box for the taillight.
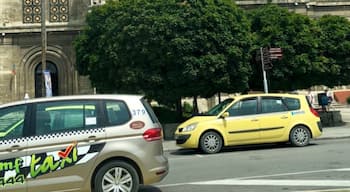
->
[310,107,320,117]
[143,128,162,141]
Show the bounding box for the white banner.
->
[44,70,52,97]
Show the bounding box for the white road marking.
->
[233,168,350,180]
[293,188,350,192]
[158,167,350,188]
[190,179,350,187]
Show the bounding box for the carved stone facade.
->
[0,0,95,104]
[0,0,349,104]
[236,0,350,19]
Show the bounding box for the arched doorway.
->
[35,61,59,97]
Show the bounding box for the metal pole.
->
[260,47,268,93]
[41,0,47,97]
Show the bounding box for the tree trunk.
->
[193,96,199,115]
[176,98,183,122]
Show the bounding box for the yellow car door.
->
[224,97,260,145]
[259,96,291,141]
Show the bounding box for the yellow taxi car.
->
[175,93,322,154]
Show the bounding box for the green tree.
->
[317,15,350,87]
[248,5,330,91]
[75,0,253,115]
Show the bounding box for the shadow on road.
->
[139,185,162,192]
[170,143,318,156]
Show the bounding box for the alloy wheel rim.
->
[293,128,308,145]
[204,134,219,152]
[102,167,132,192]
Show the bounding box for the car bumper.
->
[174,134,198,148]
[317,121,323,132]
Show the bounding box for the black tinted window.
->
[35,101,98,135]
[106,101,130,125]
[261,97,287,113]
[0,105,27,140]
[283,98,301,110]
[141,98,159,123]
[206,98,234,116]
[227,97,257,116]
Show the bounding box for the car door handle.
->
[251,119,259,122]
[7,145,22,152]
[281,116,288,119]
[86,135,97,142]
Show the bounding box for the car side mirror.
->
[221,112,229,118]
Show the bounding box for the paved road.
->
[141,138,350,192]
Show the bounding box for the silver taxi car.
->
[0,94,168,192]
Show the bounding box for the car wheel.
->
[94,161,139,192]
[290,126,311,147]
[200,131,223,154]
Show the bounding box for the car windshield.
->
[205,98,234,116]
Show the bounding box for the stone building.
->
[0,0,106,104]
[0,0,349,104]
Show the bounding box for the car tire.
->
[289,126,311,147]
[200,131,223,154]
[94,161,139,192]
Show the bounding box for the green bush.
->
[347,96,350,104]
[152,106,178,124]
[182,102,193,119]
[152,102,194,123]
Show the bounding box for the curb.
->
[316,135,350,140]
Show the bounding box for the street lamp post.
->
[260,47,269,93]
[41,0,47,97]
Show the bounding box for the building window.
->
[23,0,42,23]
[50,0,69,22]
[91,0,106,6]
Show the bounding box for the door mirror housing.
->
[220,112,229,118]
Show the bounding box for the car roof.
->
[0,94,144,108]
[230,93,303,100]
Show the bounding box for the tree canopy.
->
[248,5,330,91]
[75,0,253,105]
[75,1,350,109]
[317,15,350,86]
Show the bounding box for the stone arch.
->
[19,45,74,98]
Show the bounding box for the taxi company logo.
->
[0,142,78,187]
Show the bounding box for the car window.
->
[261,97,287,113]
[227,97,257,116]
[141,98,159,123]
[283,97,301,110]
[206,98,234,116]
[106,101,130,125]
[0,105,27,140]
[35,100,98,135]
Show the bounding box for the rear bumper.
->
[143,155,169,184]
[317,121,323,132]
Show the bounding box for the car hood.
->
[178,116,217,128]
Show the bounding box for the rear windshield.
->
[141,98,160,123]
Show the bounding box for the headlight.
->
[182,123,197,132]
